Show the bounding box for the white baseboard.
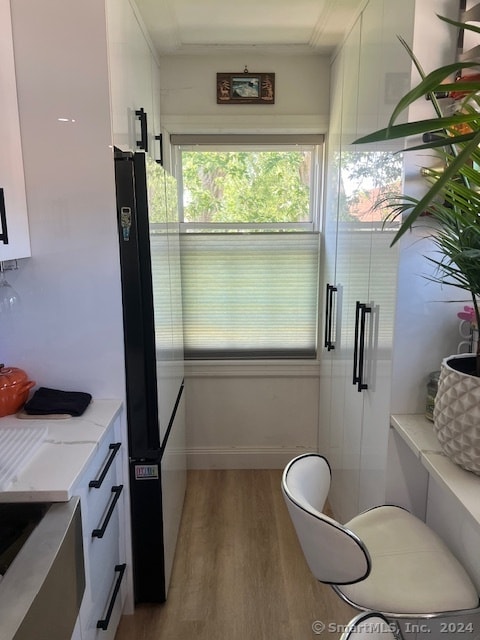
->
[186,446,314,469]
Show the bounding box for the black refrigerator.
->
[114,148,186,603]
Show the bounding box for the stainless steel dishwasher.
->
[0,496,85,640]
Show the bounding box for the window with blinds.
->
[172,135,323,360]
[180,232,320,359]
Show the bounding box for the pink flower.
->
[457,306,477,323]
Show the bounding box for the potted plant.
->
[354,16,480,474]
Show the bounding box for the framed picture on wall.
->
[217,72,275,104]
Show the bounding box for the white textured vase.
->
[433,354,480,475]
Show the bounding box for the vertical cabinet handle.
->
[92,485,123,538]
[155,134,163,165]
[96,563,126,630]
[0,189,9,245]
[324,284,338,351]
[353,301,371,392]
[135,108,148,152]
[89,442,121,488]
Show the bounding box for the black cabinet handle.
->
[353,301,371,392]
[155,133,163,165]
[92,485,123,538]
[324,284,337,351]
[135,108,148,152]
[0,189,9,245]
[96,563,126,630]
[89,442,121,488]
[353,301,361,386]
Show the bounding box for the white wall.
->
[186,364,319,469]
[390,0,465,414]
[158,52,330,468]
[5,0,165,615]
[4,0,125,400]
[159,53,330,133]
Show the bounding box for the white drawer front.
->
[81,504,125,639]
[81,563,126,640]
[76,413,127,640]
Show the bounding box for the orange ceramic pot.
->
[0,364,35,417]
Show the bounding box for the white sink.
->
[0,426,47,491]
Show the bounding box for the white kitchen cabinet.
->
[76,415,127,640]
[319,0,415,521]
[0,0,30,261]
[150,53,163,165]
[0,401,127,639]
[106,0,160,159]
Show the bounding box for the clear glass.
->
[0,267,20,313]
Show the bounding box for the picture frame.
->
[217,72,275,104]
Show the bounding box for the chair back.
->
[282,453,371,585]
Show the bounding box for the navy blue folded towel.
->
[24,387,92,416]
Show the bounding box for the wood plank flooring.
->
[115,469,356,640]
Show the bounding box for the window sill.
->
[184,359,320,378]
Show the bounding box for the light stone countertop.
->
[0,399,122,503]
[391,414,480,527]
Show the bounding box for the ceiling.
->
[134,0,364,56]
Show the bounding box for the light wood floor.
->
[115,469,356,640]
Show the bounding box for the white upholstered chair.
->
[281,453,480,623]
[340,612,397,640]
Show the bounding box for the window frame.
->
[171,135,324,234]
[169,134,324,362]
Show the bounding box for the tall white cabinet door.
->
[342,0,385,517]
[319,50,344,459]
[320,0,415,522]
[150,56,163,165]
[0,0,30,261]
[328,15,366,522]
[357,0,414,513]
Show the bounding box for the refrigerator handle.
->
[135,108,148,152]
[159,380,185,455]
[0,189,9,245]
[324,283,337,351]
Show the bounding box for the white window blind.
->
[180,232,320,359]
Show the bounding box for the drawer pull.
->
[96,563,126,631]
[89,442,121,488]
[92,485,123,538]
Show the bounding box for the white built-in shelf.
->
[390,414,480,527]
